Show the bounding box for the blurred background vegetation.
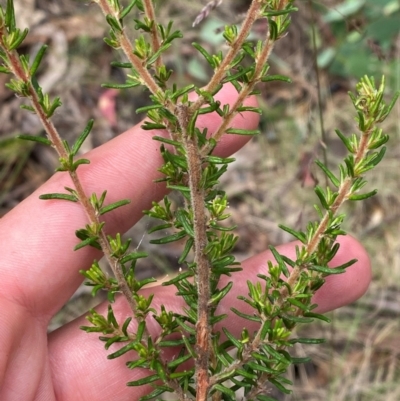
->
[0,0,399,399]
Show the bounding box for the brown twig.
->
[193,0,224,27]
[143,0,163,69]
[0,32,139,318]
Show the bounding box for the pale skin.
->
[0,85,371,400]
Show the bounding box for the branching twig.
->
[143,0,163,69]
[0,32,139,317]
[193,0,224,27]
[191,0,263,112]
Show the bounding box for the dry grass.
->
[1,0,399,399]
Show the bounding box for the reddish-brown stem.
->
[0,30,139,318]
[280,127,374,302]
[97,0,164,99]
[176,104,211,401]
[143,0,163,69]
[191,0,263,113]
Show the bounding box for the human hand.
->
[0,85,371,401]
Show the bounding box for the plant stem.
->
[143,0,163,69]
[191,0,263,112]
[201,22,275,156]
[280,126,374,302]
[176,103,212,401]
[96,0,164,98]
[0,34,140,320]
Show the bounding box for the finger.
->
[48,235,371,401]
[0,83,259,318]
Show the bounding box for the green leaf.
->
[136,321,146,342]
[47,97,62,118]
[106,14,122,33]
[192,42,215,67]
[110,61,132,68]
[210,313,227,325]
[5,0,17,31]
[365,147,386,169]
[148,223,173,234]
[246,361,279,374]
[348,189,378,201]
[139,386,171,401]
[18,134,51,146]
[104,335,127,349]
[222,327,243,349]
[169,369,194,379]
[8,27,28,50]
[236,105,262,114]
[262,7,298,17]
[315,160,340,187]
[269,245,290,278]
[268,19,278,40]
[71,158,90,171]
[314,186,329,210]
[281,314,314,323]
[231,308,262,322]
[209,282,233,305]
[162,270,194,285]
[178,238,194,264]
[107,341,137,359]
[120,251,148,264]
[204,155,235,164]
[158,339,186,347]
[235,368,257,380]
[333,258,357,270]
[182,335,197,358]
[99,199,130,215]
[30,44,47,76]
[126,358,147,370]
[226,128,259,135]
[39,193,78,202]
[269,378,292,395]
[304,312,331,323]
[150,230,187,244]
[135,104,163,114]
[152,135,181,147]
[0,65,10,74]
[167,352,192,369]
[72,119,94,156]
[102,82,140,89]
[127,374,159,387]
[170,84,195,102]
[384,90,399,117]
[121,317,132,336]
[335,129,354,153]
[344,156,355,177]
[260,74,291,83]
[212,384,236,398]
[278,225,306,243]
[289,337,326,345]
[287,297,309,312]
[141,122,167,130]
[120,0,137,20]
[308,264,346,275]
[368,134,389,149]
[175,209,194,237]
[74,236,101,251]
[175,317,196,335]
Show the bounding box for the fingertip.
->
[313,235,372,313]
